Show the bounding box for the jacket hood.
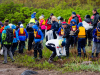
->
[78,22,83,27]
[11,25,16,29]
[84,18,92,23]
[4,25,10,29]
[66,25,71,29]
[71,19,76,24]
[32,25,39,30]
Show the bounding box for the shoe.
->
[2,62,7,64]
[84,53,87,57]
[33,57,37,59]
[96,53,99,58]
[38,57,42,60]
[48,59,53,63]
[91,53,94,58]
[12,59,15,62]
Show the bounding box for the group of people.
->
[0,9,100,63]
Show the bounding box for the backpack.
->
[5,28,13,43]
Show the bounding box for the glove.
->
[97,36,100,40]
[33,41,35,44]
[18,41,20,43]
[40,40,43,44]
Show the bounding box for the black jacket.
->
[84,18,93,24]
[63,25,71,38]
[93,12,99,28]
[73,16,79,25]
[26,23,34,38]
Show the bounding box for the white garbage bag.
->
[46,30,54,41]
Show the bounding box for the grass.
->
[1,39,100,73]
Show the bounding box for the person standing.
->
[17,24,28,53]
[92,9,99,29]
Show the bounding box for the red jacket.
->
[45,19,51,30]
[0,26,4,33]
[68,15,82,24]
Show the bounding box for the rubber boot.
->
[96,53,99,58]
[91,53,94,58]
[88,41,91,46]
[84,53,87,57]
[77,53,81,57]
[48,53,56,63]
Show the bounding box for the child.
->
[11,25,19,56]
[17,24,28,53]
[91,22,100,58]
[32,25,44,59]
[75,23,87,57]
[2,21,15,64]
[70,19,78,47]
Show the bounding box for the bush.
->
[0,2,100,27]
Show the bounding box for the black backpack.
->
[4,28,14,43]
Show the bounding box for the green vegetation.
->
[0,1,100,28]
[0,1,100,72]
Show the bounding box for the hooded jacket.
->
[11,25,19,43]
[17,27,28,41]
[93,12,99,28]
[93,23,100,43]
[32,25,44,43]
[70,19,79,31]
[84,18,93,24]
[63,25,71,38]
[31,13,36,18]
[26,23,34,38]
[2,25,12,45]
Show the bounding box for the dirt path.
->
[0,60,100,75]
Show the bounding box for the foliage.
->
[0,2,100,27]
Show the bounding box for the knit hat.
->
[0,21,3,25]
[78,22,83,27]
[60,17,64,21]
[72,12,76,15]
[50,13,54,16]
[85,15,90,18]
[18,21,22,26]
[61,41,66,46]
[62,21,67,25]
[20,24,24,28]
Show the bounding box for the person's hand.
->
[89,24,92,26]
[33,41,35,44]
[97,36,100,40]
[52,29,54,31]
[40,40,43,43]
[18,41,20,43]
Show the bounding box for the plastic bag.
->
[0,47,3,55]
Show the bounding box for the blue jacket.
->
[17,28,28,41]
[32,25,44,43]
[70,19,79,28]
[31,13,36,18]
[70,19,78,37]
[11,25,19,43]
[93,28,100,43]
[51,21,59,31]
[57,26,63,36]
